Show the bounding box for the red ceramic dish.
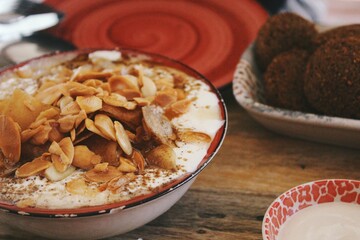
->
[44,0,268,88]
[0,48,227,217]
[262,179,360,240]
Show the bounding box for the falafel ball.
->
[304,37,360,118]
[264,49,310,111]
[315,24,360,47]
[255,12,317,71]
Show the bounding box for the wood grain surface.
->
[114,85,360,240]
[1,85,360,240]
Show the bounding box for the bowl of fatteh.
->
[0,49,227,239]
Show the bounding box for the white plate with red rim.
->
[233,43,360,149]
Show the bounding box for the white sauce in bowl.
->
[278,202,360,240]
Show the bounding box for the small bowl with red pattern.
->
[262,179,360,240]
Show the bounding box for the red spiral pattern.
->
[45,0,268,88]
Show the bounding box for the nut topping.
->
[76,96,102,113]
[85,164,123,183]
[114,121,133,156]
[0,50,217,203]
[0,115,21,167]
[178,131,211,143]
[73,145,101,170]
[118,157,137,173]
[15,155,51,177]
[146,144,176,170]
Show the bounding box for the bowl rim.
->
[262,178,360,240]
[0,47,228,218]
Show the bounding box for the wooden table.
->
[114,85,360,240]
[0,86,359,240]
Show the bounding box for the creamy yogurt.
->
[0,51,224,209]
[278,202,360,240]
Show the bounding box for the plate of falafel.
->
[233,12,360,149]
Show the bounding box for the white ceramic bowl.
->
[0,49,227,239]
[262,179,360,240]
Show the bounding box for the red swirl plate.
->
[45,0,268,88]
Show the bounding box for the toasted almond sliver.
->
[59,137,74,165]
[48,122,65,142]
[141,76,157,97]
[177,131,211,143]
[74,110,87,128]
[85,118,111,140]
[155,91,177,108]
[31,124,52,145]
[83,79,104,87]
[49,141,62,155]
[108,75,139,92]
[102,95,137,110]
[70,129,76,142]
[21,126,42,143]
[44,164,76,182]
[35,83,65,105]
[94,162,109,172]
[94,114,116,141]
[165,99,192,120]
[68,85,98,97]
[114,121,133,156]
[107,173,136,193]
[76,96,102,113]
[136,68,144,87]
[154,78,174,90]
[73,145,101,170]
[58,115,76,133]
[60,101,81,116]
[146,144,176,170]
[131,149,145,173]
[85,165,123,183]
[133,97,152,106]
[57,96,73,110]
[100,82,111,92]
[15,157,52,177]
[65,178,99,196]
[117,89,142,100]
[51,154,68,173]
[23,98,36,111]
[49,137,74,172]
[102,103,142,130]
[175,88,186,100]
[58,109,86,133]
[118,157,137,173]
[75,72,112,83]
[35,107,60,122]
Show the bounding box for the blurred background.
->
[0,0,359,87]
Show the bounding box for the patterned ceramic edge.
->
[232,43,360,148]
[0,48,228,218]
[262,179,360,240]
